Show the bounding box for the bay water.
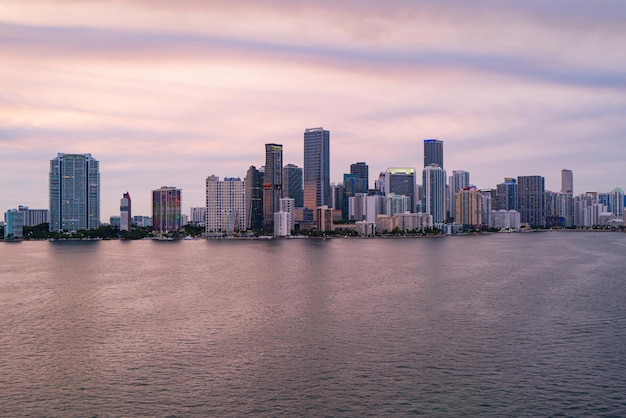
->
[1,232,625,416]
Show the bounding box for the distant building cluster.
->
[3,131,626,239]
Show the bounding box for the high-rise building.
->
[206,176,246,234]
[152,186,182,232]
[303,127,331,211]
[120,192,131,231]
[424,139,444,169]
[17,205,49,227]
[343,173,368,220]
[517,176,545,227]
[610,187,624,219]
[561,169,574,194]
[190,207,207,227]
[263,144,283,230]
[245,166,263,231]
[49,153,100,232]
[422,164,447,223]
[496,178,518,211]
[282,164,304,208]
[350,162,369,190]
[274,197,295,236]
[455,187,482,227]
[448,170,470,221]
[4,209,24,239]
[385,168,417,212]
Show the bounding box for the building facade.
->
[424,139,444,169]
[206,176,246,234]
[517,175,546,227]
[422,164,447,223]
[282,164,303,208]
[120,192,131,231]
[245,165,263,231]
[350,162,369,189]
[49,153,100,232]
[263,144,283,230]
[385,167,416,212]
[303,127,331,212]
[152,186,182,232]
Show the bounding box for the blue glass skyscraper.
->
[49,153,100,232]
[303,127,330,211]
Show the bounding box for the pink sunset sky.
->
[2,0,626,218]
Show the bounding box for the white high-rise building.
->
[206,176,246,234]
[422,164,447,223]
[120,192,131,232]
[190,207,207,227]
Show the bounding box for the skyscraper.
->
[517,176,546,227]
[448,170,470,221]
[561,169,573,194]
[424,139,444,169]
[206,176,246,234]
[49,153,100,232]
[303,127,330,212]
[120,192,131,231]
[263,144,283,230]
[152,186,181,232]
[350,162,369,190]
[422,164,447,223]
[385,167,417,212]
[282,163,304,208]
[496,178,518,211]
[245,166,263,230]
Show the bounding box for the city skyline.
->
[2,1,626,217]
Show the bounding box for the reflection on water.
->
[1,232,626,416]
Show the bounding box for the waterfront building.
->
[303,127,331,213]
[492,210,521,230]
[245,166,263,231]
[375,214,398,234]
[555,193,574,227]
[354,221,375,236]
[350,162,369,189]
[496,178,518,211]
[561,169,574,194]
[152,186,182,233]
[349,194,385,223]
[16,206,49,227]
[424,139,444,169]
[517,175,546,227]
[610,187,624,219]
[274,211,290,237]
[120,192,131,232]
[331,182,344,211]
[455,187,482,227]
[190,207,206,227]
[49,153,100,232]
[282,164,303,208]
[132,215,152,227]
[278,197,295,233]
[385,168,417,212]
[448,170,470,221]
[480,189,493,228]
[206,176,246,235]
[263,144,283,230]
[386,194,411,216]
[343,173,368,220]
[4,209,24,239]
[109,216,121,228]
[422,164,447,223]
[396,212,433,232]
[315,205,333,232]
